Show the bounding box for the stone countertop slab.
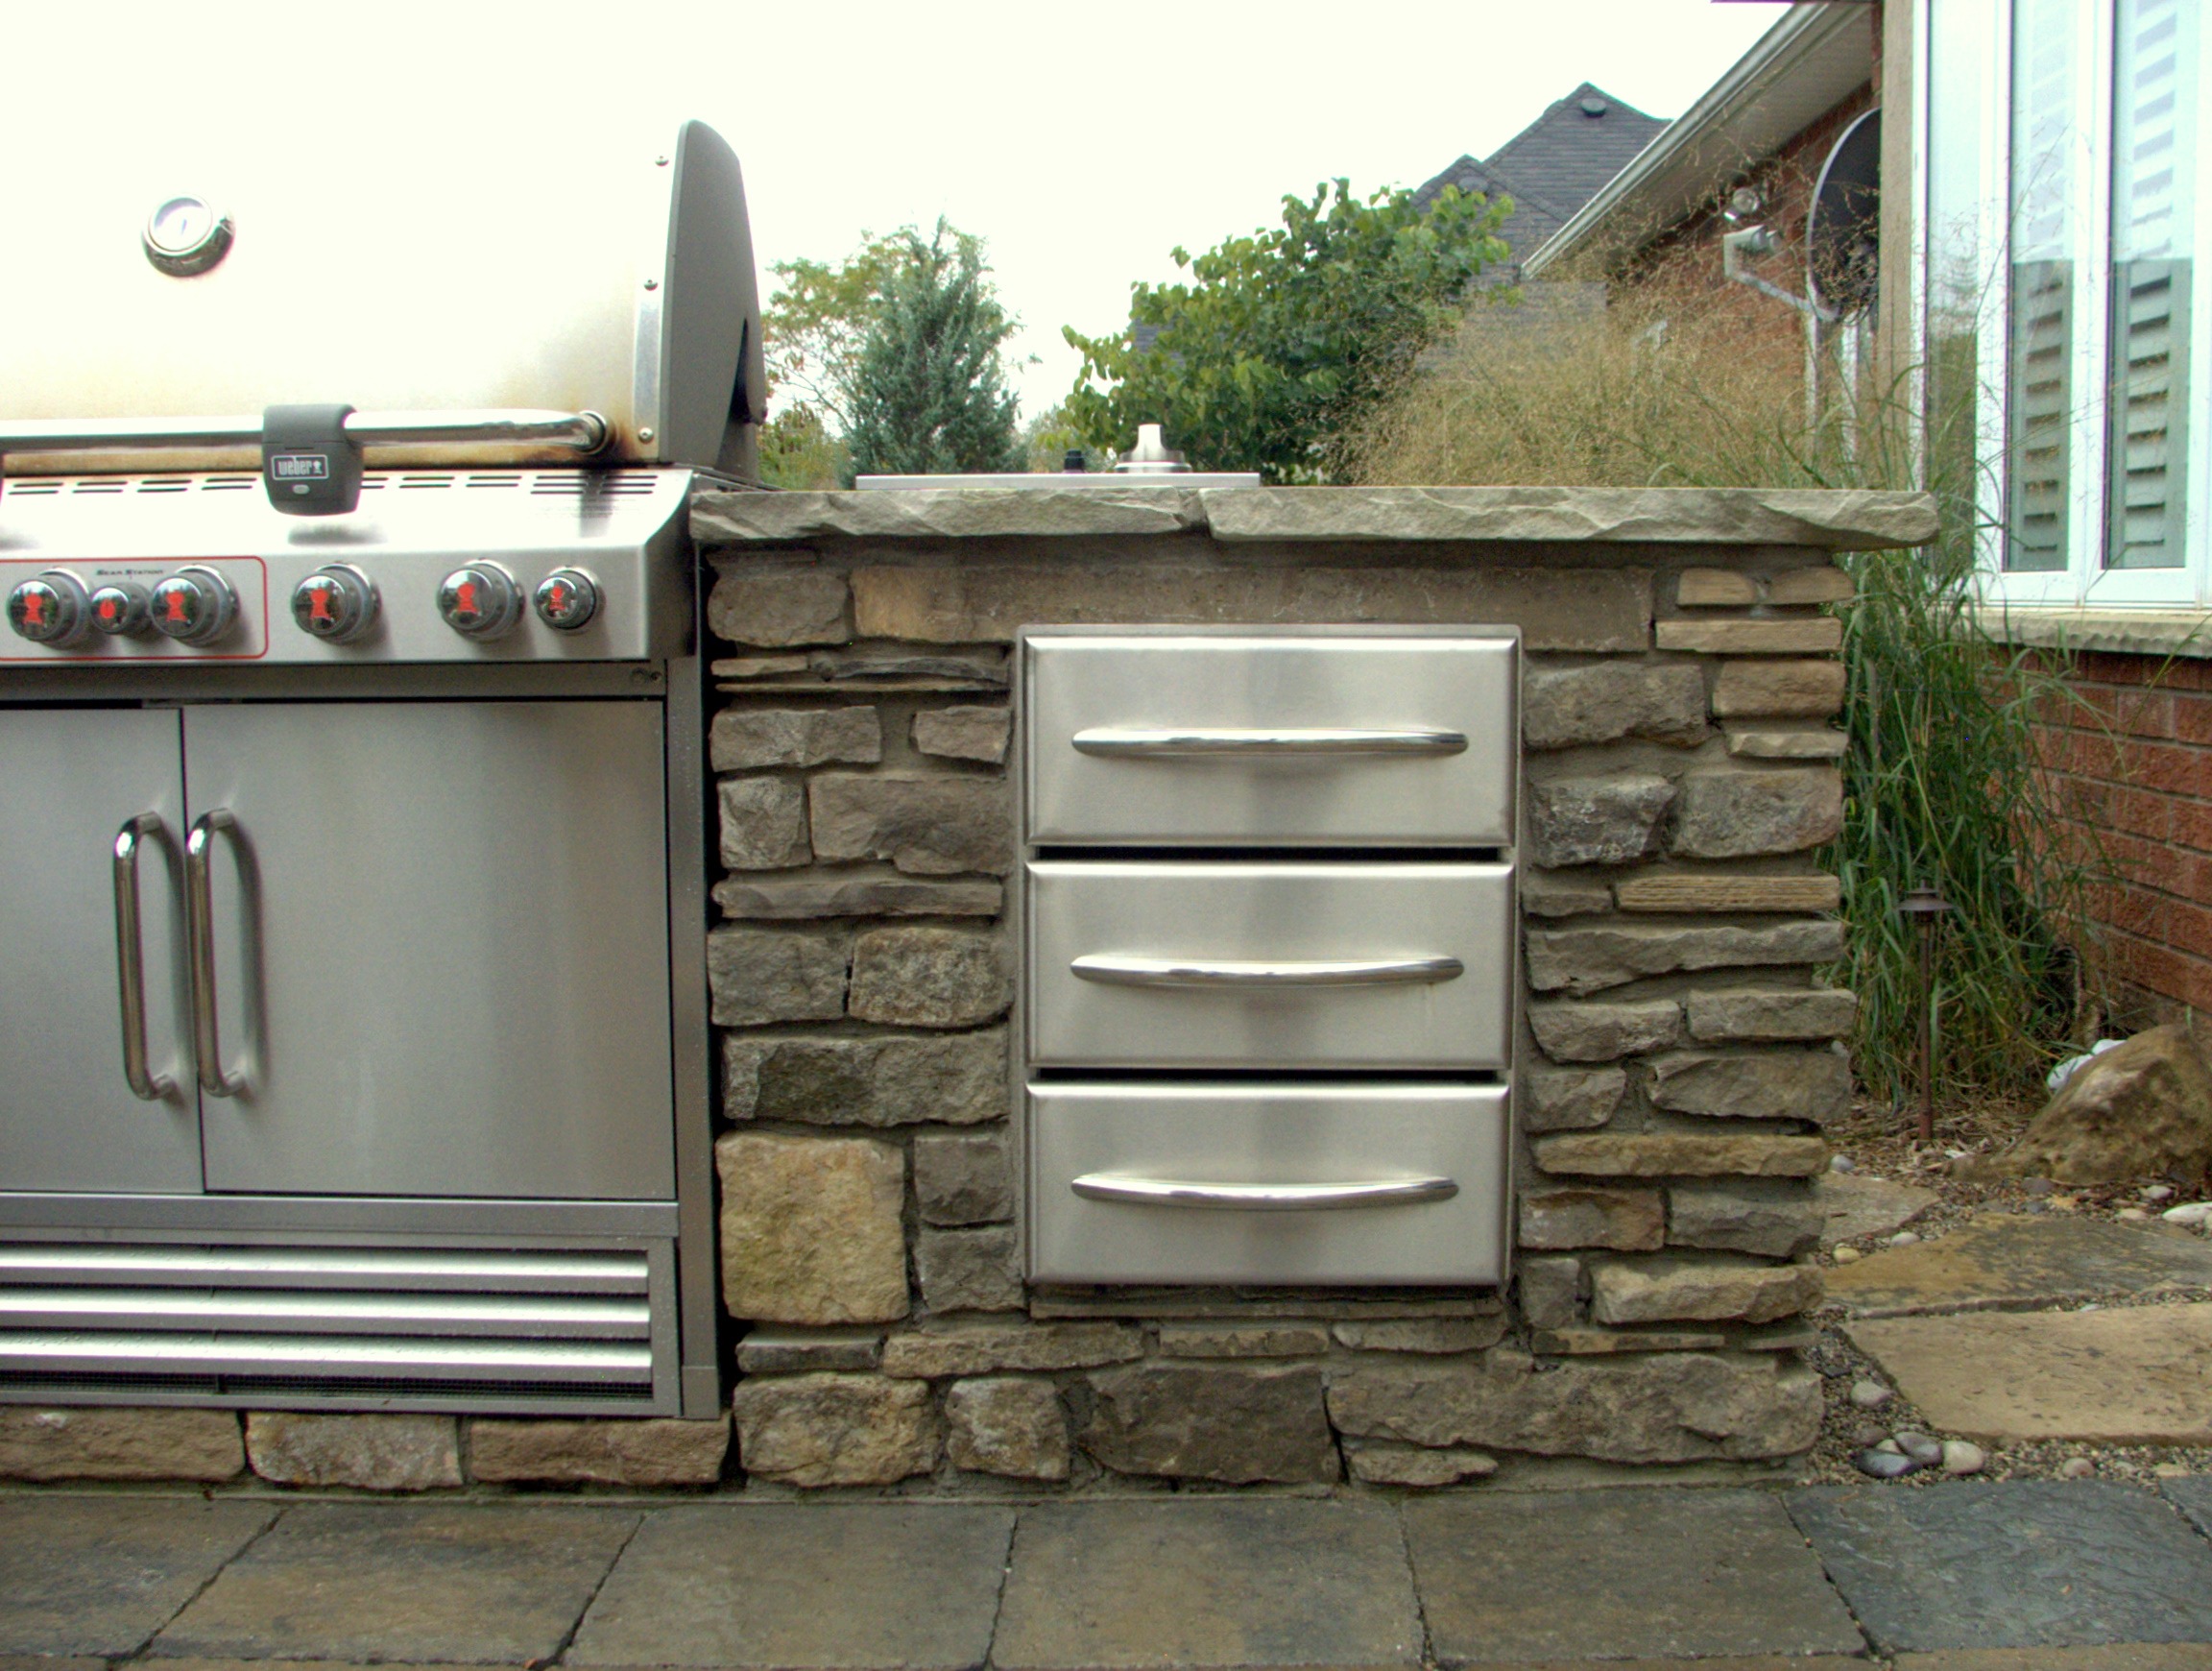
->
[1787,1482,2212,1654]
[1404,1488,1864,1664]
[692,484,1937,549]
[569,1504,1014,1670]
[1846,1302,2212,1443]
[992,1499,1422,1669]
[1820,1213,2212,1317]
[149,1502,638,1665]
[0,1498,275,1658]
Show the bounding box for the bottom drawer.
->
[1028,1082,1509,1286]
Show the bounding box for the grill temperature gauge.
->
[291,565,379,643]
[437,563,522,640]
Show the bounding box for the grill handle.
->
[1070,954,1464,988]
[1070,726,1468,758]
[184,810,249,1100]
[0,408,611,457]
[1071,1174,1459,1210]
[111,813,177,1103]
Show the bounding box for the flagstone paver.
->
[147,1502,637,1664]
[1788,1482,2212,1654]
[1893,1650,2212,1670]
[1822,1214,2212,1318]
[568,1504,1014,1670]
[1847,1304,2212,1443]
[2168,1476,2212,1539]
[1405,1488,1863,1664]
[993,1499,1422,1669]
[0,1497,276,1658]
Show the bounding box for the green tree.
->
[1063,181,1511,481]
[762,234,907,435]
[845,221,1025,478]
[757,404,849,490]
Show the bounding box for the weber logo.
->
[269,453,330,480]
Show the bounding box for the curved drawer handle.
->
[184,810,249,1099]
[1070,954,1464,988]
[1071,1174,1459,1210]
[1070,726,1468,758]
[111,813,177,1102]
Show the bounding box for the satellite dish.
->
[1808,109,1880,318]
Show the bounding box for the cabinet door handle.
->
[1071,1174,1459,1210]
[111,813,177,1102]
[1070,954,1464,988]
[184,810,248,1099]
[1071,726,1468,757]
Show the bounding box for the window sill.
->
[1976,605,2212,661]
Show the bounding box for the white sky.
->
[19,1,1786,421]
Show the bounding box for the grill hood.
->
[0,113,763,478]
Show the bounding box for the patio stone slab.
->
[1788,1482,2212,1654]
[1815,1172,1939,1246]
[1847,1304,2212,1443]
[2167,1476,2212,1538]
[1895,1652,2212,1670]
[149,1502,637,1664]
[1404,1488,1863,1664]
[0,1497,276,1657]
[994,1499,1421,1669]
[568,1504,1014,1670]
[1822,1214,2212,1318]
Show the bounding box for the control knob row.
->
[7,567,238,647]
[438,564,599,639]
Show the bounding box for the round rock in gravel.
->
[1850,1378,1894,1410]
[1856,1446,1917,1478]
[1894,1430,1943,1465]
[1942,1440,1986,1475]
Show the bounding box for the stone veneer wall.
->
[696,484,1936,1492]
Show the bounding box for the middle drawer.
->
[1025,860,1516,1070]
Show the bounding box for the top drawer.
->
[1021,627,1518,847]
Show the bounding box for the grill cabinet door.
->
[0,709,203,1192]
[185,701,675,1199]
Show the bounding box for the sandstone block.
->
[916,1225,1023,1314]
[1588,1257,1824,1325]
[848,927,1011,1028]
[1331,1317,1509,1354]
[718,778,810,870]
[1523,662,1709,750]
[1615,874,1842,913]
[946,1377,1070,1479]
[1532,1325,1730,1354]
[710,706,880,770]
[1767,567,1856,604]
[1687,986,1858,1042]
[1519,1255,1585,1329]
[879,1321,1144,1379]
[1656,618,1842,654]
[1711,659,1846,718]
[707,928,849,1026]
[1532,1132,1828,1177]
[1520,1186,1666,1251]
[467,1416,731,1486]
[1326,1348,1822,1463]
[699,487,1205,544]
[852,562,1648,652]
[914,1130,1014,1225]
[1523,873,1615,918]
[809,773,1013,877]
[1647,1048,1853,1124]
[716,1132,909,1325]
[913,706,1011,763]
[1526,920,1846,996]
[714,875,1004,919]
[1963,1023,2212,1185]
[1081,1363,1337,1484]
[723,1029,1009,1126]
[1725,725,1849,759]
[1527,1000,1684,1063]
[1344,1441,1499,1487]
[245,1413,460,1490]
[736,1329,885,1374]
[1671,766,1842,859]
[0,1407,242,1482]
[1527,773,1675,867]
[1522,1066,1628,1132]
[708,566,852,648]
[1156,1323,1330,1358]
[1669,1181,1824,1257]
[1676,569,1760,606]
[731,1372,938,1487]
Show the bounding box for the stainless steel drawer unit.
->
[1018,625,1519,1289]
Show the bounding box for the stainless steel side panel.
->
[1026,861,1515,1069]
[1023,629,1517,846]
[1029,1082,1509,1285]
[185,701,674,1199]
[0,709,203,1192]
